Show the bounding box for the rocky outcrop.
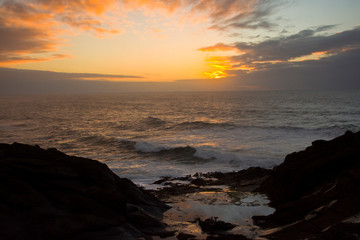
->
[196,217,237,234]
[202,167,271,192]
[3,130,360,240]
[151,167,271,200]
[0,143,169,240]
[254,131,360,239]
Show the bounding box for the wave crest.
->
[142,116,166,127]
[170,121,234,130]
[135,141,196,155]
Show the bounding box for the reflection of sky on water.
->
[162,189,274,239]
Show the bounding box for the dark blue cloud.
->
[228,47,360,90]
[231,26,360,65]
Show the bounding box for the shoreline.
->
[1,130,360,239]
[147,168,274,240]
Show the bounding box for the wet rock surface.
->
[196,217,236,233]
[176,232,196,240]
[149,167,273,239]
[205,234,250,240]
[150,131,360,239]
[255,130,360,239]
[2,130,360,240]
[0,142,169,240]
[150,167,271,202]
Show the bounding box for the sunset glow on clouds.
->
[200,26,360,75]
[0,0,266,66]
[0,0,360,89]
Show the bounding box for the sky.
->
[0,0,360,93]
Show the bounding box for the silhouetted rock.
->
[176,232,196,240]
[206,234,250,240]
[151,167,271,202]
[153,176,172,185]
[204,167,272,191]
[197,217,236,234]
[0,142,169,240]
[254,130,360,239]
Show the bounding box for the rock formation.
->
[0,143,169,240]
[254,131,360,239]
[2,130,360,240]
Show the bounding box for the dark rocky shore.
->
[151,130,360,239]
[256,130,360,239]
[0,143,169,240]
[1,130,360,239]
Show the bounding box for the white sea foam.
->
[1,91,359,188]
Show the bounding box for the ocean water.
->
[1,91,359,188]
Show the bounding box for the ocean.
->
[1,91,359,188]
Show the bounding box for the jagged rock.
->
[206,234,250,240]
[254,131,360,239]
[204,167,272,191]
[176,232,196,240]
[197,217,236,234]
[0,143,169,240]
[153,176,172,185]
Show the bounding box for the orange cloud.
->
[0,54,69,66]
[204,70,227,79]
[0,13,65,66]
[234,64,255,71]
[121,0,183,14]
[60,15,121,34]
[34,0,120,33]
[200,45,257,79]
[34,0,117,15]
[0,0,120,65]
[203,56,231,79]
[289,51,334,62]
[198,43,240,52]
[190,0,256,21]
[1,0,121,33]
[198,43,248,77]
[119,0,267,31]
[0,0,271,66]
[200,27,360,82]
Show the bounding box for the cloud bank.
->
[1,0,359,90]
[0,0,282,65]
[0,67,224,94]
[0,67,142,81]
[200,26,360,89]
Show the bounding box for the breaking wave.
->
[142,116,167,127]
[169,121,235,130]
[116,139,278,168]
